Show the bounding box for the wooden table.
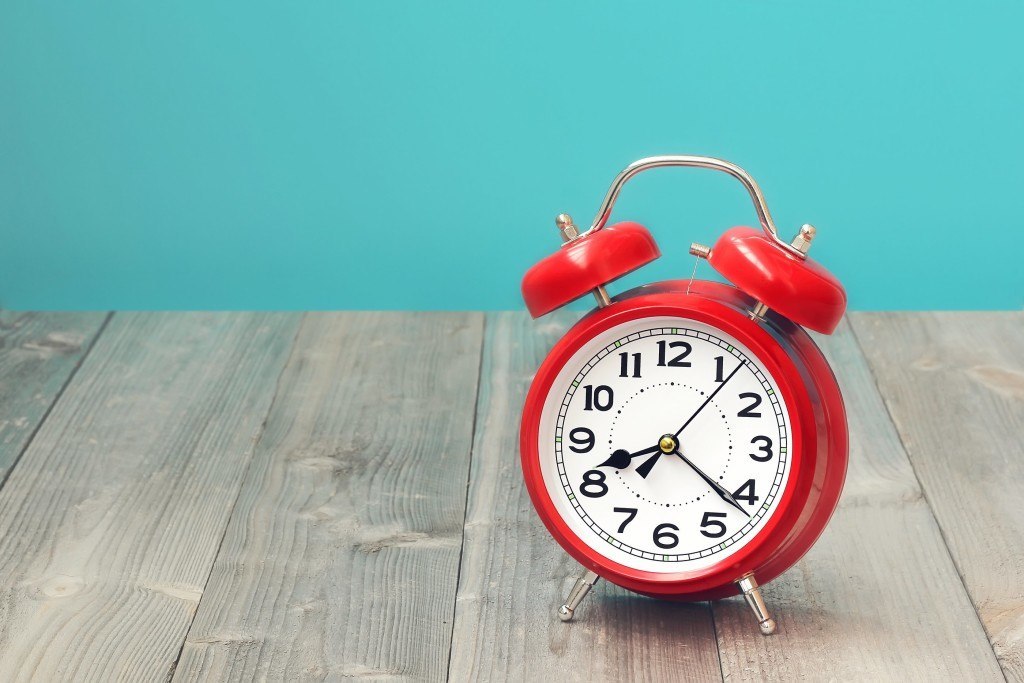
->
[0,311,1020,682]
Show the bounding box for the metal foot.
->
[557,570,599,622]
[736,573,776,635]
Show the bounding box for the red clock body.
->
[519,279,848,601]
[518,156,848,628]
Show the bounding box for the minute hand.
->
[673,450,750,517]
[673,360,744,438]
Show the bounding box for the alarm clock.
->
[519,155,848,634]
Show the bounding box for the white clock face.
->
[537,316,792,573]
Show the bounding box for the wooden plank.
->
[0,311,109,479]
[447,312,722,682]
[0,312,301,682]
[712,318,1003,681]
[852,311,1024,679]
[174,312,484,682]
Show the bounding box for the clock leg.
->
[736,573,777,635]
[557,569,599,622]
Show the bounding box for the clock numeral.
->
[653,523,680,549]
[732,479,759,506]
[714,355,725,382]
[579,470,608,498]
[737,392,763,418]
[657,340,692,367]
[613,507,638,533]
[749,435,773,462]
[618,352,642,378]
[583,385,614,411]
[568,427,595,453]
[699,511,728,538]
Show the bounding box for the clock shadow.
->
[587,582,720,669]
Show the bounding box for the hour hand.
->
[598,444,660,470]
[634,452,663,479]
[634,434,683,479]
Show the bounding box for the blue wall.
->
[2,2,1021,310]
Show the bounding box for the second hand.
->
[673,360,745,438]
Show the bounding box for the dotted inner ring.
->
[609,382,733,508]
[552,325,790,563]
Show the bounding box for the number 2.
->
[737,392,762,418]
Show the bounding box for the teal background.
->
[2,2,1022,311]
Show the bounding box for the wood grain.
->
[0,312,300,682]
[447,312,722,683]
[174,312,484,682]
[713,318,1003,681]
[0,310,1015,681]
[0,311,108,478]
[852,312,1024,680]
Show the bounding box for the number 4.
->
[732,479,759,506]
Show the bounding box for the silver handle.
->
[586,155,805,258]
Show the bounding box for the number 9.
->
[568,427,595,453]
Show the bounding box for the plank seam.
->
[445,312,488,683]
[848,315,1007,682]
[708,600,726,682]
[165,312,308,683]
[0,310,113,496]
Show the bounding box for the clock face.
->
[537,316,793,573]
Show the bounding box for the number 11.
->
[618,352,641,378]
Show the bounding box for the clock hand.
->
[673,449,751,518]
[632,434,680,479]
[598,444,661,470]
[634,451,663,479]
[673,360,745,438]
[601,361,747,478]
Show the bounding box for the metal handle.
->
[586,155,806,258]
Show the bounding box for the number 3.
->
[749,435,773,462]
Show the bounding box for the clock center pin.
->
[658,434,677,454]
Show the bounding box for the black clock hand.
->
[610,434,679,478]
[634,451,663,479]
[639,361,747,481]
[672,360,745,438]
[598,444,661,470]
[673,450,750,518]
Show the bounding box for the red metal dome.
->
[521,221,660,318]
[708,226,847,334]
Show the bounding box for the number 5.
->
[700,511,728,538]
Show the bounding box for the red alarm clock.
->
[519,156,848,635]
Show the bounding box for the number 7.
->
[613,507,638,533]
